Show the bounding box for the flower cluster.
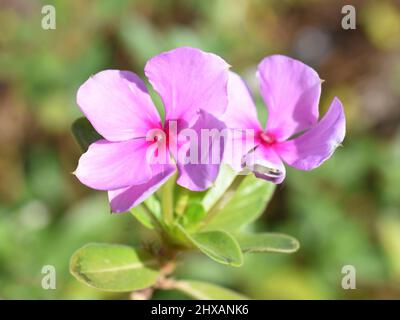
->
[74,47,345,213]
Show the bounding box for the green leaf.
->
[70,243,160,292]
[204,174,275,231]
[142,194,162,217]
[173,280,248,300]
[236,232,300,254]
[192,231,243,267]
[71,117,102,151]
[175,224,243,267]
[202,164,237,212]
[178,200,207,231]
[131,205,154,229]
[131,195,162,229]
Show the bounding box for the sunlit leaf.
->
[178,200,207,231]
[201,164,237,212]
[131,195,162,229]
[204,174,275,231]
[175,224,243,267]
[173,280,248,300]
[131,205,154,229]
[235,232,300,254]
[70,243,160,292]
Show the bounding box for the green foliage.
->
[131,204,156,230]
[235,233,300,254]
[175,224,243,267]
[70,243,160,292]
[178,199,207,231]
[201,165,237,212]
[191,231,243,267]
[131,195,163,230]
[173,280,249,300]
[203,174,275,231]
[71,117,102,151]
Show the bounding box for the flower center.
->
[153,131,166,143]
[259,131,276,145]
[148,128,168,145]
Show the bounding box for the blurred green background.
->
[1,0,400,299]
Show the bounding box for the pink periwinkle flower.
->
[74,47,229,212]
[223,55,346,183]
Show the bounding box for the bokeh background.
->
[1,0,400,299]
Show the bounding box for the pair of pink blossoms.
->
[74,47,345,213]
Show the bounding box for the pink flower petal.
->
[223,72,261,131]
[258,55,321,140]
[222,72,261,171]
[277,97,346,170]
[243,144,286,184]
[74,139,153,190]
[77,70,161,142]
[144,47,230,125]
[176,110,226,191]
[108,164,176,213]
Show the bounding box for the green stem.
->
[175,189,190,217]
[140,202,179,253]
[161,175,175,224]
[141,202,165,233]
[201,174,247,226]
